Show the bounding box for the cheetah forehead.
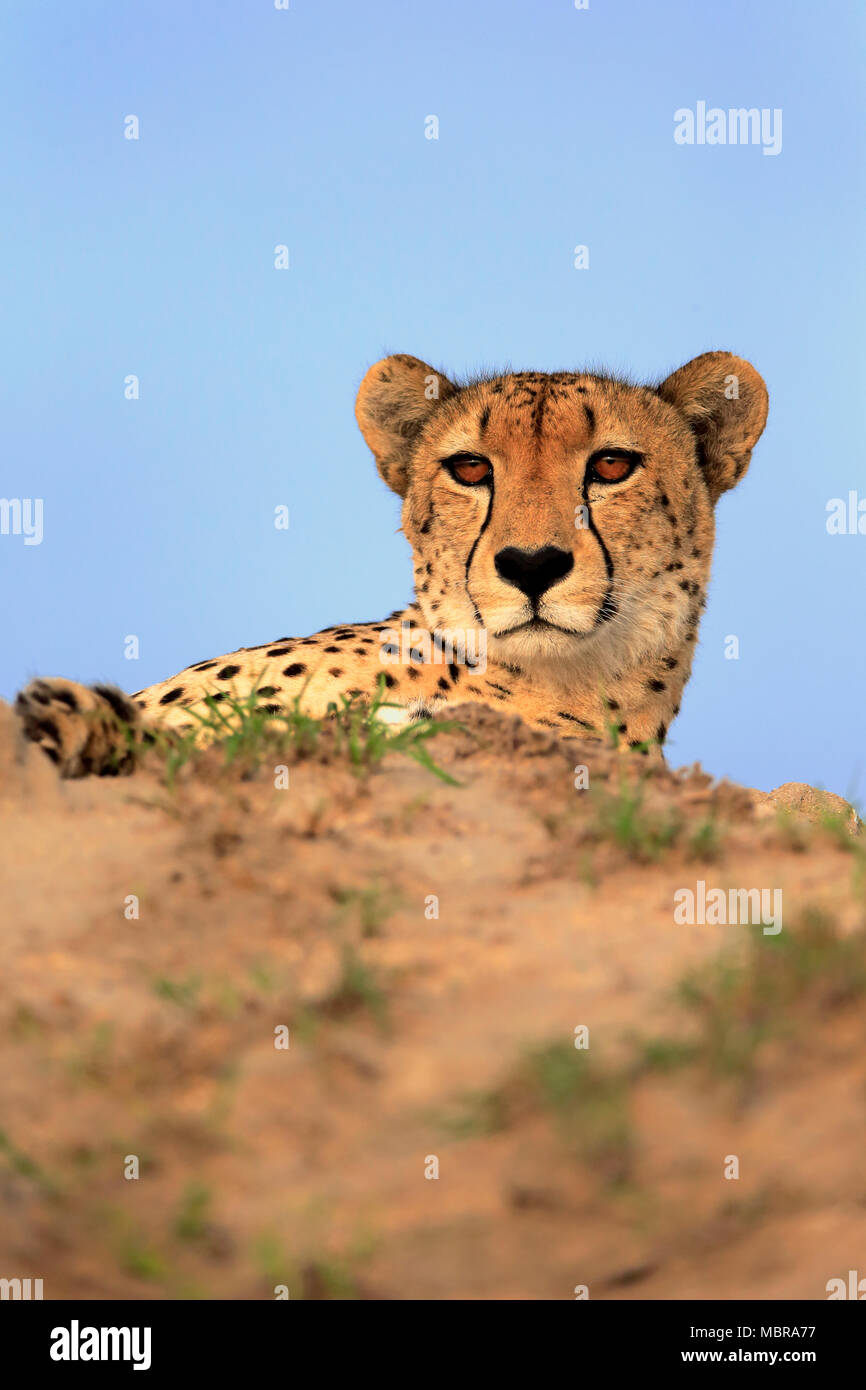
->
[434,370,678,450]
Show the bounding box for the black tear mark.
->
[580,472,615,627]
[464,474,495,623]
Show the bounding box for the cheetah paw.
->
[15,678,142,778]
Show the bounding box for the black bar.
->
[1,1299,861,1375]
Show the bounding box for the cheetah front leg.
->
[14,678,153,778]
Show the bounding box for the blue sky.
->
[1,0,863,797]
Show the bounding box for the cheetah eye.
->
[442,453,493,486]
[587,450,642,485]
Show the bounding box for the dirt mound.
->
[0,699,863,1300]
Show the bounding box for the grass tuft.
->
[138,674,463,786]
[669,908,866,1079]
[590,776,681,863]
[320,945,390,1030]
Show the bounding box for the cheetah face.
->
[356,352,768,685]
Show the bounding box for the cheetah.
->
[15,350,768,776]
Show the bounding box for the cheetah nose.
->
[494,546,574,601]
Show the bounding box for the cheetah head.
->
[356,352,768,687]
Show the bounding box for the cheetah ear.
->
[658,351,768,504]
[355,355,457,497]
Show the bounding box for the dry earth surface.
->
[0,697,863,1300]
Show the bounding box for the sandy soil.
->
[0,698,863,1300]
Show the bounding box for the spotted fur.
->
[15,350,768,775]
